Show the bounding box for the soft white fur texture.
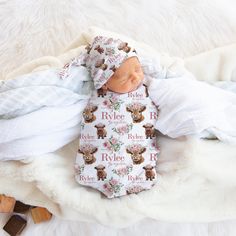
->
[1,0,236,235]
[0,0,236,79]
[2,214,236,236]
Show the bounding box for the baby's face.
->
[105,57,144,93]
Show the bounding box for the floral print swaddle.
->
[75,84,160,198]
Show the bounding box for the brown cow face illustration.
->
[94,165,107,181]
[78,144,97,165]
[110,65,117,72]
[94,45,104,54]
[118,42,131,53]
[143,165,155,181]
[143,123,155,139]
[94,123,107,139]
[97,87,107,97]
[126,103,146,123]
[83,104,98,123]
[95,59,108,70]
[126,144,146,164]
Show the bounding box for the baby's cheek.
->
[122,82,134,92]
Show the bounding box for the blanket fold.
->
[0,65,92,159]
[147,77,236,144]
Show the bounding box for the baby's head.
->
[85,36,144,93]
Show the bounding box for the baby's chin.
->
[130,82,143,92]
[123,82,143,93]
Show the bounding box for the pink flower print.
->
[103,100,108,106]
[117,167,127,176]
[103,99,113,109]
[103,142,108,148]
[74,164,85,175]
[112,165,133,177]
[103,141,112,151]
[127,102,142,110]
[112,123,133,135]
[126,185,145,194]
[103,177,124,196]
[103,94,123,111]
[120,126,126,134]
[103,136,123,153]
[103,183,113,197]
[111,95,118,102]
[111,137,117,145]
[110,178,118,186]
[108,104,113,109]
[117,127,122,132]
[151,141,160,152]
[127,144,143,153]
[106,38,114,45]
[105,47,115,56]
[103,183,108,189]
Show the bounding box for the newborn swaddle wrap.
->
[74,36,160,198]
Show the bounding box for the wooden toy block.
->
[3,215,27,236]
[13,201,31,214]
[0,194,16,213]
[30,207,52,224]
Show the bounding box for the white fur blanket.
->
[0,0,236,228]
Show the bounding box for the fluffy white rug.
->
[1,214,236,236]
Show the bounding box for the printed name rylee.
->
[79,175,95,182]
[102,112,125,120]
[79,134,95,140]
[102,153,125,162]
[128,91,144,99]
[128,133,143,139]
[128,175,143,181]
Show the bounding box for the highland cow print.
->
[94,45,104,54]
[94,123,107,139]
[78,144,97,165]
[83,103,98,123]
[75,81,160,198]
[126,102,146,123]
[97,87,107,97]
[95,165,107,181]
[126,144,146,164]
[95,59,108,70]
[118,42,131,53]
[143,165,155,181]
[143,123,155,139]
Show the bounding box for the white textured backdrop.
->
[0,0,236,79]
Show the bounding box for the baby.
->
[74,36,160,198]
